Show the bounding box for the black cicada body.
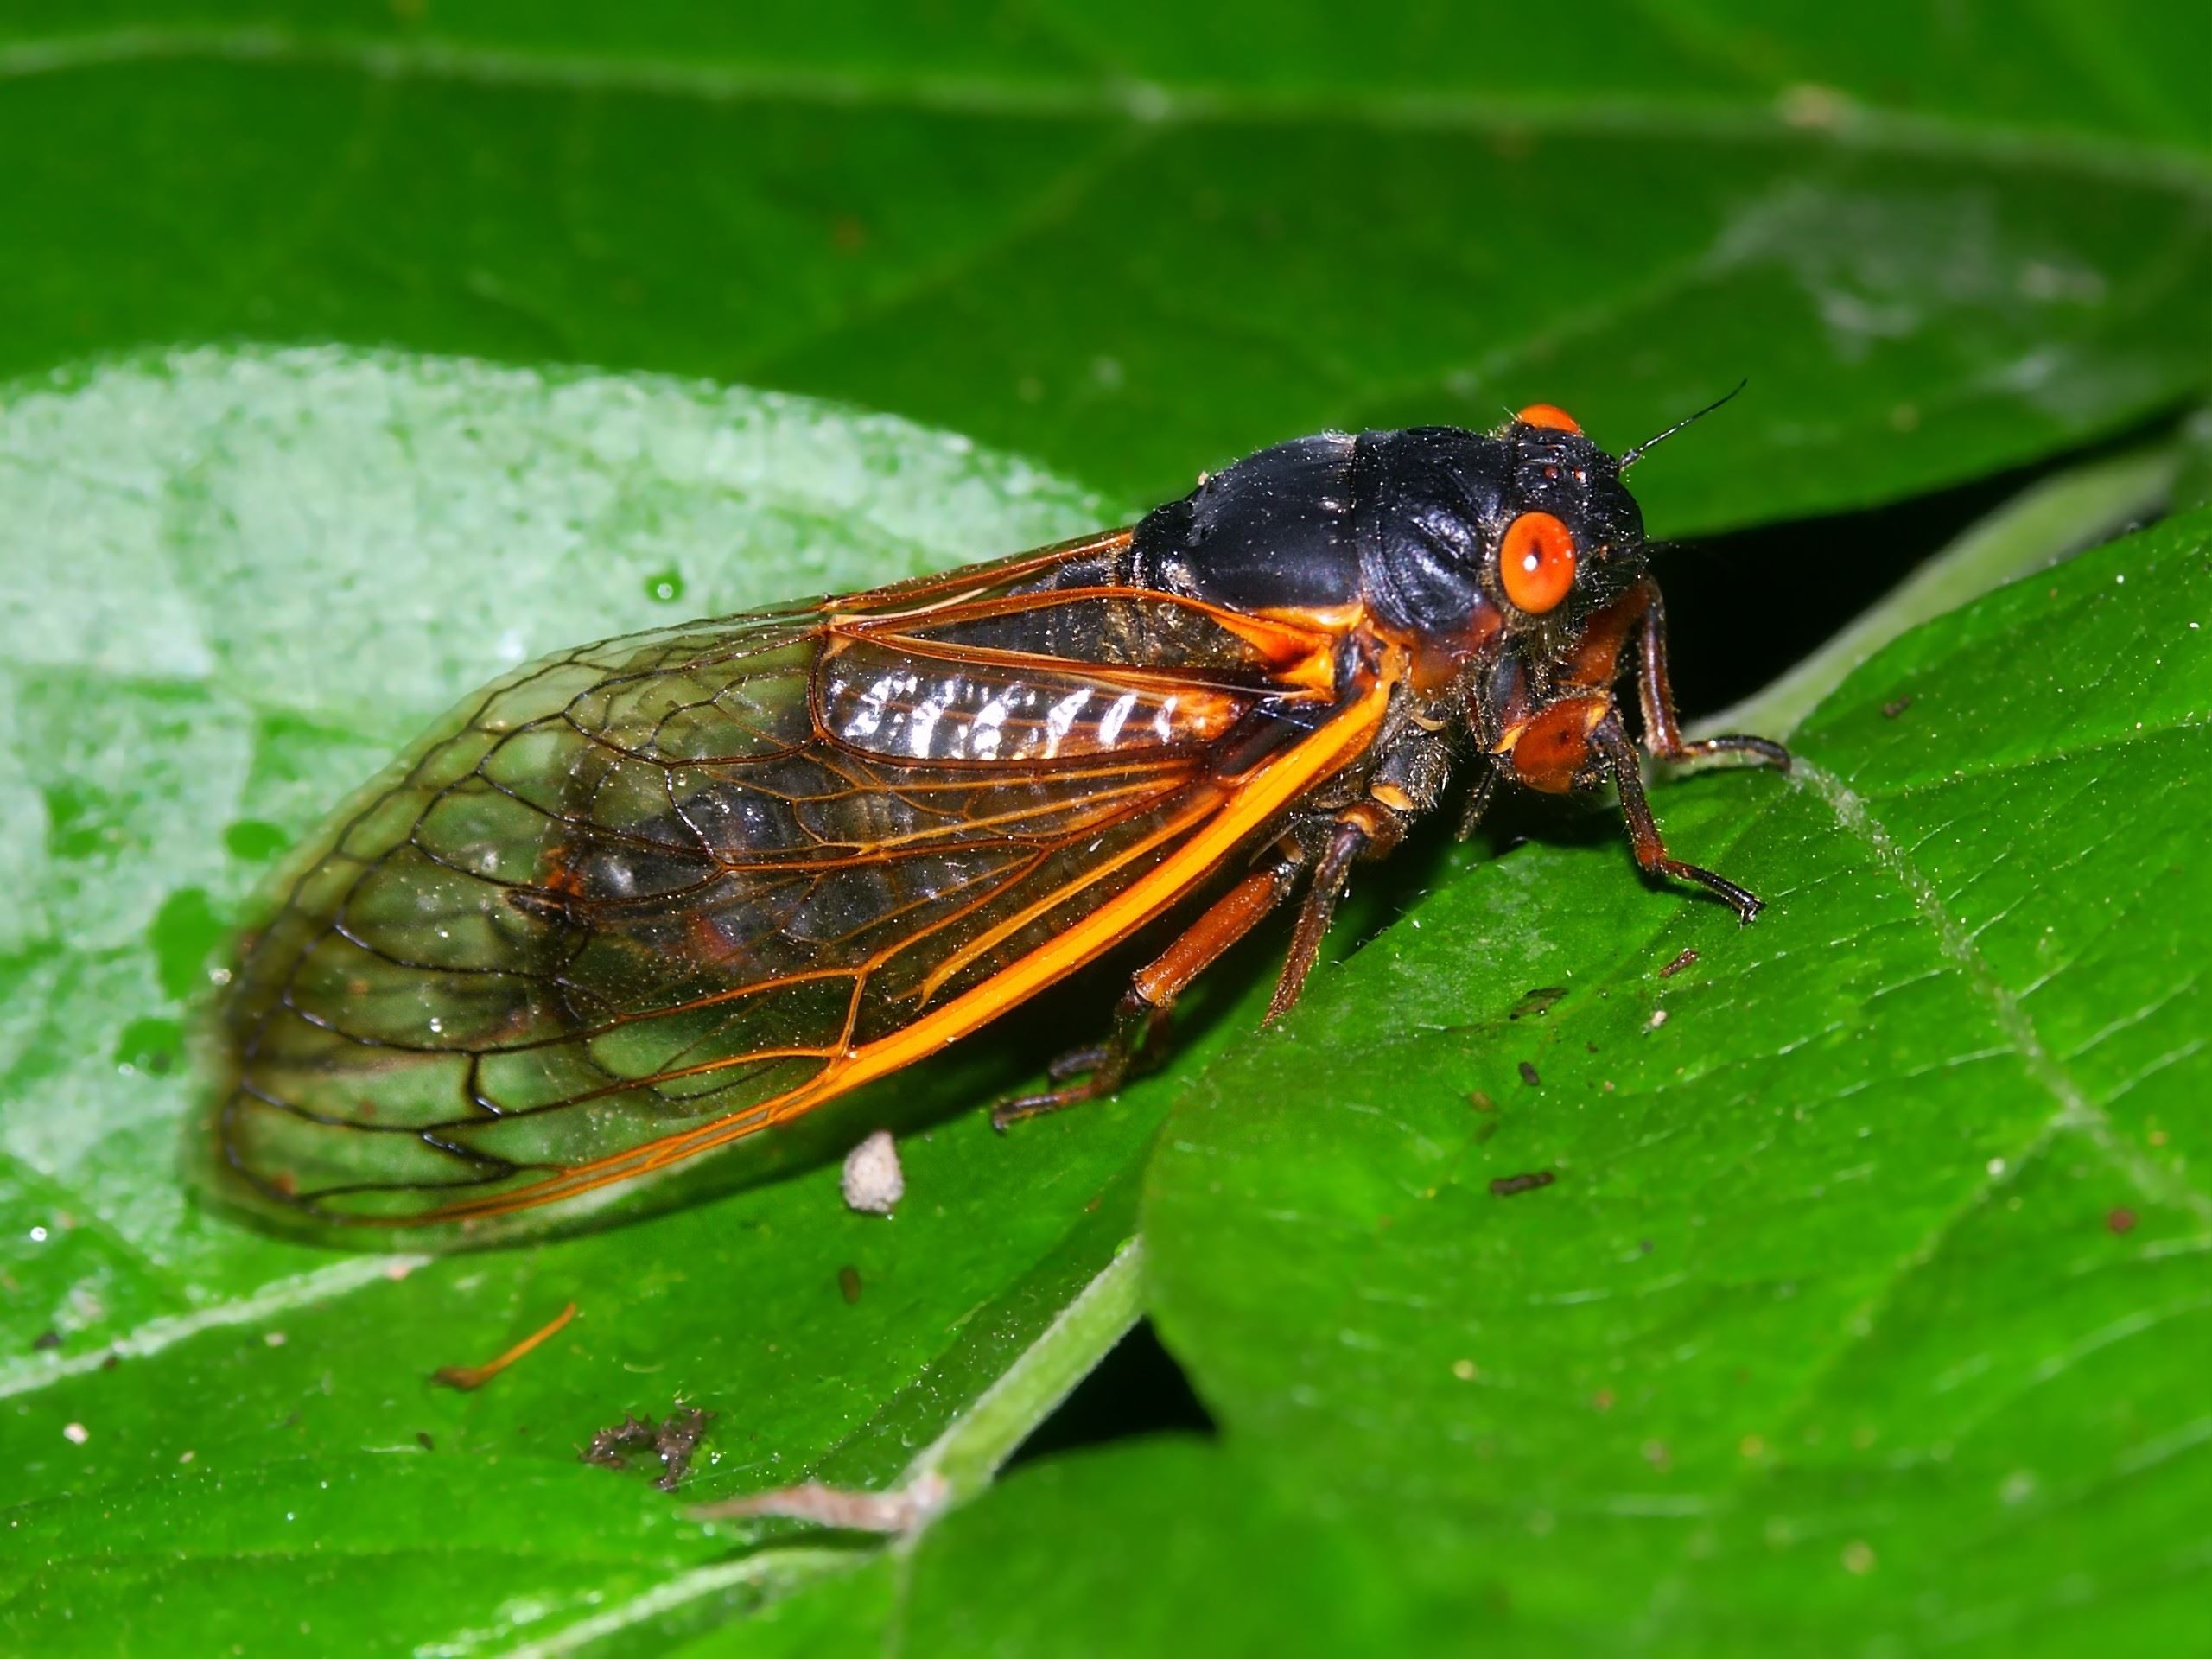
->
[213,400,1786,1229]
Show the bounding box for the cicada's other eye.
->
[1514,403,1581,435]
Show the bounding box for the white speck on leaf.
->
[842,1130,905,1216]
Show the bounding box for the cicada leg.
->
[1262,802,1402,1023]
[992,858,1300,1129]
[1630,578,1791,773]
[1590,709,1765,924]
[995,792,1418,1128]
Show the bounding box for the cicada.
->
[211,400,1788,1228]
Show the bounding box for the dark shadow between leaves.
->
[1655,407,2183,714]
[1004,1318,1216,1471]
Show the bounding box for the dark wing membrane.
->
[213,534,1376,1227]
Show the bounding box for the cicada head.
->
[1487,404,1649,629]
[1352,408,1649,682]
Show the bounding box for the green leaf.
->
[1,3,2206,525]
[1145,509,2212,1653]
[0,346,1175,1653]
[4,7,2210,1646]
[887,1436,1403,1656]
[685,1437,1416,1659]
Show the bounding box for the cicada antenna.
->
[1618,380,1747,472]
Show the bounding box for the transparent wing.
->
[212,535,1376,1227]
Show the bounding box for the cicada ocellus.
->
[211,399,1788,1228]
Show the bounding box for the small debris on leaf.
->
[30,1329,60,1352]
[1489,1170,1555,1198]
[582,1405,716,1492]
[1509,986,1568,1020]
[1648,1007,1670,1030]
[2106,1207,2138,1235]
[1466,1090,1497,1113]
[842,1129,905,1216]
[1881,696,1913,720]
[1658,948,1698,979]
[433,1300,577,1390]
[1517,1061,1541,1088]
[837,1264,863,1304]
[652,1408,714,1490]
[416,1431,435,1452]
[61,1421,90,1445]
[582,1414,658,1469]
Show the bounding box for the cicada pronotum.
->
[210,398,1788,1229]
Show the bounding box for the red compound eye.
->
[1500,512,1578,614]
[1515,403,1581,435]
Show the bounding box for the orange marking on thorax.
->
[1494,696,1611,795]
[1564,584,1652,689]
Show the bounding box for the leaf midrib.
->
[1181,651,2203,1564]
[0,1253,422,1402]
[1612,745,2209,1646]
[1794,753,2207,1219]
[2,27,2207,187]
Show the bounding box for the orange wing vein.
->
[211,532,1386,1228]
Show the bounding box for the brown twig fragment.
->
[432,1300,577,1390]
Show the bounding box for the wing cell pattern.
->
[215,537,1363,1222]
